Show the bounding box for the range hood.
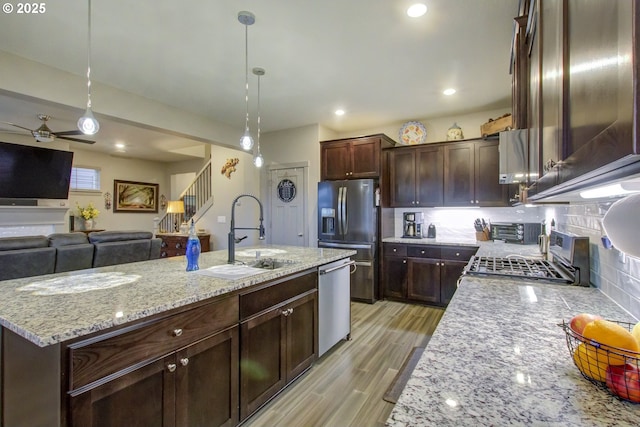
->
[498,129,531,184]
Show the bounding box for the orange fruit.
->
[573,342,611,382]
[632,321,640,346]
[582,319,640,358]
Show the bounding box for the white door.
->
[269,167,306,246]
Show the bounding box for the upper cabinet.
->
[320,134,395,180]
[516,0,640,200]
[387,144,443,207]
[385,139,512,208]
[444,139,512,207]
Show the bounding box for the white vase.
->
[84,219,94,230]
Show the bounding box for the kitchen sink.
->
[194,258,296,280]
[235,248,287,258]
[248,258,296,270]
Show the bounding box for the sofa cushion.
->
[48,232,90,247]
[0,235,49,251]
[92,240,152,268]
[88,231,153,244]
[0,247,56,281]
[149,238,162,259]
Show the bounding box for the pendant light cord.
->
[244,23,249,132]
[86,0,93,109]
[256,72,261,148]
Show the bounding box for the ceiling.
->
[0,0,517,162]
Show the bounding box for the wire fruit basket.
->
[559,320,640,403]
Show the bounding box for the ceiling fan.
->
[0,113,96,144]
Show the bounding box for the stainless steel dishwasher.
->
[318,258,355,357]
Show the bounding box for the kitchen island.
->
[0,245,355,427]
[386,241,640,426]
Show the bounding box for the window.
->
[70,167,101,191]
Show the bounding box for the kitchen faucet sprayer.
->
[228,194,265,264]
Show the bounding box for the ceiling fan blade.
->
[0,121,33,132]
[57,135,96,144]
[54,130,84,136]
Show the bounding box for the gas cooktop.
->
[464,256,574,283]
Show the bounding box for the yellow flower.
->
[76,202,100,220]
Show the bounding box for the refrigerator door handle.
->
[337,186,344,235]
[342,186,348,235]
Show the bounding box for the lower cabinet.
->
[239,270,318,421]
[382,243,477,306]
[68,295,240,427]
[69,327,239,427]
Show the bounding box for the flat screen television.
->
[0,141,74,200]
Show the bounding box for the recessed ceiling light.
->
[407,4,427,18]
[443,88,456,96]
[335,109,345,116]
[115,142,126,149]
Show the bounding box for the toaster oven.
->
[490,222,541,244]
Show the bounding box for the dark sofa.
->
[0,231,162,281]
[88,231,161,267]
[0,235,56,281]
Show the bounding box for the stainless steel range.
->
[464,230,590,286]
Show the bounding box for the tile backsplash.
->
[394,202,640,320]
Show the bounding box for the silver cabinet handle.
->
[421,250,425,254]
[180,357,189,366]
[167,363,177,372]
[393,248,397,252]
[282,309,289,316]
[173,328,183,337]
[436,262,440,266]
[456,252,460,256]
[403,259,407,264]
[289,308,294,315]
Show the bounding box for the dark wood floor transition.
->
[243,300,444,427]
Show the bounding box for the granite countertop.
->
[386,241,640,426]
[0,245,355,347]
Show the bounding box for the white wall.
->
[69,148,170,233]
[261,124,321,247]
[335,107,511,144]
[193,145,260,251]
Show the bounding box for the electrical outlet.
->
[217,216,226,223]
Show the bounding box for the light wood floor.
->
[243,300,444,427]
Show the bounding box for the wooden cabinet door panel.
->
[416,145,444,206]
[388,149,417,207]
[70,356,174,427]
[407,258,440,303]
[351,138,380,178]
[240,308,286,420]
[175,327,239,427]
[475,141,509,206]
[444,142,474,206]
[383,256,407,299]
[322,142,351,180]
[441,260,467,306]
[286,292,317,380]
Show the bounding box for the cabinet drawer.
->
[384,244,407,257]
[441,246,478,261]
[69,296,239,390]
[407,245,441,259]
[240,270,317,321]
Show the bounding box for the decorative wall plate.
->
[399,121,427,145]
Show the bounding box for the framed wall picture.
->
[113,180,159,213]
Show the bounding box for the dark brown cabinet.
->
[68,298,239,427]
[388,144,444,207]
[320,134,394,180]
[382,243,477,306]
[157,233,211,258]
[239,270,317,421]
[444,139,511,207]
[385,139,509,208]
[518,0,640,201]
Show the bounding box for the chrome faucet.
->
[228,194,265,264]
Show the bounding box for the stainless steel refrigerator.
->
[318,179,378,303]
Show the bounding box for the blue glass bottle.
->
[185,219,201,271]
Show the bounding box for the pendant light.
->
[253,67,265,168]
[77,0,100,135]
[238,11,255,151]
